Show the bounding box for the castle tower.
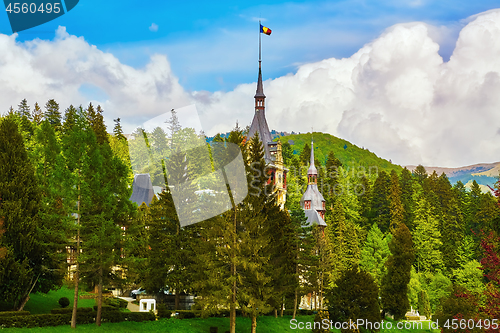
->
[247,32,286,207]
[300,141,326,227]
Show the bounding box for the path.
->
[118,296,140,312]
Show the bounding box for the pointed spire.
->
[307,140,318,177]
[254,62,266,98]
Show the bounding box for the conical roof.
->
[254,63,266,98]
[130,173,154,207]
[307,141,317,176]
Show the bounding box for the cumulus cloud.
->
[198,10,500,167]
[0,26,191,130]
[149,23,159,32]
[2,10,500,167]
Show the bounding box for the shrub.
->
[157,303,172,319]
[51,307,93,314]
[328,267,381,333]
[418,289,432,319]
[176,310,200,319]
[103,297,128,309]
[0,311,30,317]
[93,305,119,312]
[58,297,70,308]
[312,310,330,333]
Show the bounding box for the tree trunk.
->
[293,288,298,320]
[71,263,79,328]
[251,315,257,333]
[16,295,30,311]
[229,202,237,333]
[96,266,103,326]
[71,184,81,329]
[280,302,284,317]
[274,308,277,318]
[175,292,180,310]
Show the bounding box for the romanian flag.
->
[260,24,272,35]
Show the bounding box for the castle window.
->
[305,201,311,209]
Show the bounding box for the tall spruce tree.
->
[370,170,391,233]
[0,117,50,310]
[360,224,391,289]
[17,99,31,120]
[31,120,72,292]
[61,106,90,328]
[32,102,43,125]
[412,195,444,273]
[399,167,415,230]
[237,132,274,333]
[328,267,381,332]
[380,223,415,320]
[44,99,61,130]
[389,170,404,232]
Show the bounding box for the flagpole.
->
[259,20,262,67]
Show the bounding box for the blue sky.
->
[1,0,499,92]
[1,1,500,166]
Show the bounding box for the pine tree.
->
[357,175,372,229]
[32,102,43,125]
[31,120,72,292]
[0,116,47,310]
[389,170,404,232]
[300,143,311,166]
[360,224,391,289]
[418,289,432,319]
[237,132,274,333]
[325,200,360,288]
[86,103,108,145]
[44,99,61,130]
[399,167,415,230]
[413,165,428,184]
[17,99,31,119]
[289,208,315,319]
[113,118,126,141]
[327,266,381,332]
[60,106,91,328]
[380,223,415,320]
[413,195,444,273]
[370,170,391,233]
[266,207,297,316]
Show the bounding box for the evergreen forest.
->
[1,99,500,333]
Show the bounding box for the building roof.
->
[307,141,318,176]
[247,62,274,164]
[130,173,155,207]
[254,65,266,98]
[304,209,327,227]
[300,184,325,211]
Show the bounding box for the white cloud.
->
[197,10,500,167]
[2,11,500,167]
[149,23,159,32]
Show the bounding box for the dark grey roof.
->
[300,184,325,211]
[247,60,275,164]
[247,111,274,164]
[130,173,155,207]
[304,209,327,227]
[254,65,266,98]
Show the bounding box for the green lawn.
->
[0,287,96,314]
[0,315,441,333]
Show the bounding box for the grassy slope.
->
[280,132,402,173]
[0,316,440,333]
[20,287,95,314]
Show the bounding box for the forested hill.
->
[278,132,402,174]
